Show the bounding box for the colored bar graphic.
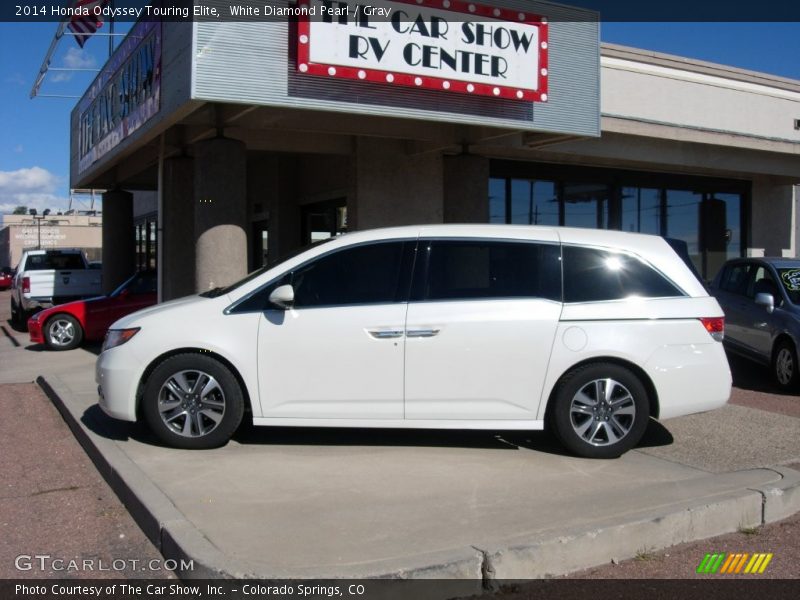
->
[697,552,773,575]
[696,553,713,574]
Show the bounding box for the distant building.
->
[0,212,102,268]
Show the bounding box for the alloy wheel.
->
[569,378,636,447]
[47,318,76,347]
[157,369,227,438]
[775,348,794,386]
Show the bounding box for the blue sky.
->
[1,20,799,214]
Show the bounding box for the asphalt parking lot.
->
[1,288,799,587]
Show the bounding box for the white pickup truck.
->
[10,249,103,326]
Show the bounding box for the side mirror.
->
[268,284,295,309]
[754,292,775,314]
[118,288,131,298]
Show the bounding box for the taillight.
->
[699,317,724,342]
[22,277,30,293]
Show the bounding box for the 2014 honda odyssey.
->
[96,225,731,458]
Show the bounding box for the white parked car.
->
[96,225,731,458]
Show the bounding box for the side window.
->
[291,242,405,307]
[563,245,683,303]
[720,263,752,296]
[747,266,780,302]
[232,241,408,312]
[413,240,561,302]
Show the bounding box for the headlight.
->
[102,328,140,352]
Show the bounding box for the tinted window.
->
[747,267,777,299]
[720,263,752,296]
[234,242,408,311]
[291,242,405,307]
[413,240,561,302]
[26,253,85,270]
[563,246,683,303]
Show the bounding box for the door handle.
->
[367,329,404,339]
[406,328,440,338]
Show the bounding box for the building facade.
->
[0,213,103,269]
[69,1,800,299]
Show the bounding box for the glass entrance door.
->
[301,198,347,245]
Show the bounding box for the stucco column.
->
[351,137,444,230]
[443,155,490,223]
[193,137,248,292]
[101,189,135,294]
[161,157,195,300]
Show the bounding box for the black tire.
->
[551,363,650,459]
[10,298,22,328]
[43,314,84,351]
[142,354,244,449]
[772,340,799,391]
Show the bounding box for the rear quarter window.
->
[563,245,684,303]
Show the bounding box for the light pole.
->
[28,208,51,250]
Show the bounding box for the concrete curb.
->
[38,374,800,585]
[482,489,764,579]
[749,465,800,524]
[37,375,256,579]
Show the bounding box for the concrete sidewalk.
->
[3,309,800,586]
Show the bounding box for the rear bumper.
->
[22,297,54,311]
[646,342,732,420]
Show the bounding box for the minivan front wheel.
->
[773,340,799,391]
[142,354,244,449]
[552,363,649,459]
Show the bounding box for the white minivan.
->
[96,225,731,458]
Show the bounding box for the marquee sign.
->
[77,20,161,174]
[297,0,548,101]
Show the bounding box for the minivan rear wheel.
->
[773,340,799,391]
[142,354,244,449]
[551,363,649,459]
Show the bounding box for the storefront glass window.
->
[621,187,661,235]
[135,224,145,271]
[148,220,157,271]
[665,189,702,273]
[510,179,559,225]
[488,173,744,281]
[718,192,742,262]
[563,183,609,229]
[488,178,506,224]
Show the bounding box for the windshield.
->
[777,268,800,305]
[199,237,338,298]
[111,271,157,297]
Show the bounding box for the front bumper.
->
[95,347,142,422]
[28,318,44,344]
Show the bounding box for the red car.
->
[28,271,157,351]
[0,267,12,290]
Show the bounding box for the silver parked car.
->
[711,257,800,390]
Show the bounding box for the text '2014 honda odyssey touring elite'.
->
[96,225,731,458]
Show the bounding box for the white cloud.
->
[52,48,98,83]
[5,73,26,86]
[63,47,98,70]
[0,167,69,214]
